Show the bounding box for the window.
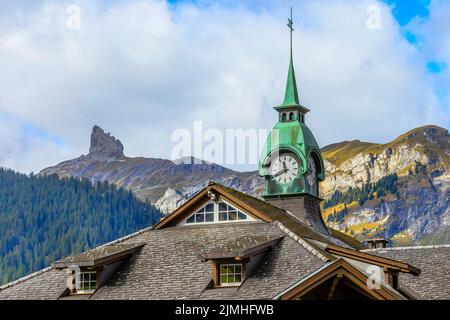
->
[186,203,214,224]
[281,113,287,122]
[220,264,242,286]
[218,203,247,222]
[77,271,97,292]
[298,113,304,123]
[289,112,294,121]
[184,201,252,225]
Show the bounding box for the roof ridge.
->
[273,221,329,262]
[361,244,450,252]
[210,182,287,213]
[96,225,155,248]
[0,267,52,291]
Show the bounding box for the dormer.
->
[52,243,145,299]
[200,235,283,288]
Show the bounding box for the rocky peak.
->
[88,125,125,160]
[155,187,188,214]
[395,125,450,146]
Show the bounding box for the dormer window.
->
[78,271,97,293]
[183,200,254,225]
[201,235,283,289]
[52,243,145,298]
[220,264,243,286]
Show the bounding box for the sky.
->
[0,0,449,173]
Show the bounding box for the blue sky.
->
[383,0,430,25]
[0,0,449,173]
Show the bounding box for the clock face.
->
[270,154,299,184]
[306,156,317,187]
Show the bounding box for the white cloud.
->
[0,0,447,173]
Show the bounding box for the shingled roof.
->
[0,222,330,300]
[362,245,450,300]
[0,182,426,300]
[156,182,365,250]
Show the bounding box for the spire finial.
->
[279,6,300,108]
[287,6,294,59]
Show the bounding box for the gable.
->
[276,259,405,300]
[154,184,272,229]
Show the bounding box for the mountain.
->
[40,126,261,210]
[320,125,450,245]
[0,168,161,284]
[40,125,450,245]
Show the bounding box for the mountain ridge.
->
[39,124,450,245]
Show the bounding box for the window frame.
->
[182,200,254,226]
[218,263,243,287]
[75,271,97,294]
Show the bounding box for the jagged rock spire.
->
[88,125,125,160]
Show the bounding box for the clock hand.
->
[273,168,286,177]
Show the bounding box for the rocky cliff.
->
[320,125,450,245]
[40,125,450,245]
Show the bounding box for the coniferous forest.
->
[0,168,162,284]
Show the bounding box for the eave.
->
[275,258,406,300]
[52,243,145,269]
[325,244,421,276]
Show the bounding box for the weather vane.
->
[287,6,294,55]
[287,6,294,32]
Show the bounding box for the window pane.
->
[235,265,241,273]
[238,211,247,220]
[228,211,237,220]
[235,275,241,283]
[195,214,204,223]
[196,206,204,213]
[228,275,235,283]
[219,202,227,212]
[220,265,227,274]
[221,275,228,284]
[186,215,195,223]
[205,212,214,222]
[219,212,227,221]
[205,203,214,212]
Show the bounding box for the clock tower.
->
[258,9,327,233]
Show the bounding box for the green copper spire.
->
[280,7,300,108]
